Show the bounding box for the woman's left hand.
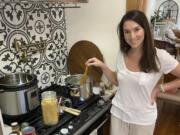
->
[151,86,160,105]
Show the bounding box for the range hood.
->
[1,0,88,3]
[21,0,88,2]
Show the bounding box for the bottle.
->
[10,122,20,135]
[41,91,59,125]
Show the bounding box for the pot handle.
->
[0,89,4,93]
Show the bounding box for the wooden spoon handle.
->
[84,66,88,75]
[80,66,88,85]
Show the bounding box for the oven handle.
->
[90,114,110,135]
[96,115,109,129]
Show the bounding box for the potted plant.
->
[150,10,163,26]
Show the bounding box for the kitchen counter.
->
[1,108,12,135]
[3,125,11,135]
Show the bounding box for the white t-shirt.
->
[111,48,178,125]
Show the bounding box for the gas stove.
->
[3,84,111,135]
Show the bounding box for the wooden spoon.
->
[80,66,88,85]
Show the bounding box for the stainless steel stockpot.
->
[65,74,93,101]
[0,73,40,116]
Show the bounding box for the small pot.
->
[65,74,93,101]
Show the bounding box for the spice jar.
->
[41,91,59,125]
[21,126,36,135]
[21,122,29,131]
[10,122,20,135]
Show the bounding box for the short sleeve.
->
[157,48,179,74]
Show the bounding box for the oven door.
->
[89,113,110,135]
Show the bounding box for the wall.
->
[0,2,68,89]
[65,0,124,70]
[145,0,156,21]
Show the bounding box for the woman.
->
[85,10,180,135]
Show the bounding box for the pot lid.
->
[67,40,103,83]
[0,73,36,88]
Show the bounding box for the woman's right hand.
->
[85,57,105,68]
[85,57,118,86]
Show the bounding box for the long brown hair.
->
[117,10,159,73]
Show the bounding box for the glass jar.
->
[21,122,29,131]
[11,122,20,135]
[41,91,59,125]
[21,126,36,135]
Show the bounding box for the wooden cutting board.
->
[67,40,104,83]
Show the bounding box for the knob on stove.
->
[97,99,105,106]
[68,124,74,130]
[60,128,69,135]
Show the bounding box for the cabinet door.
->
[126,0,147,12]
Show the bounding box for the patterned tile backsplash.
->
[0,2,68,89]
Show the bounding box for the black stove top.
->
[37,95,101,135]
[3,85,111,135]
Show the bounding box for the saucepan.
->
[65,74,93,101]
